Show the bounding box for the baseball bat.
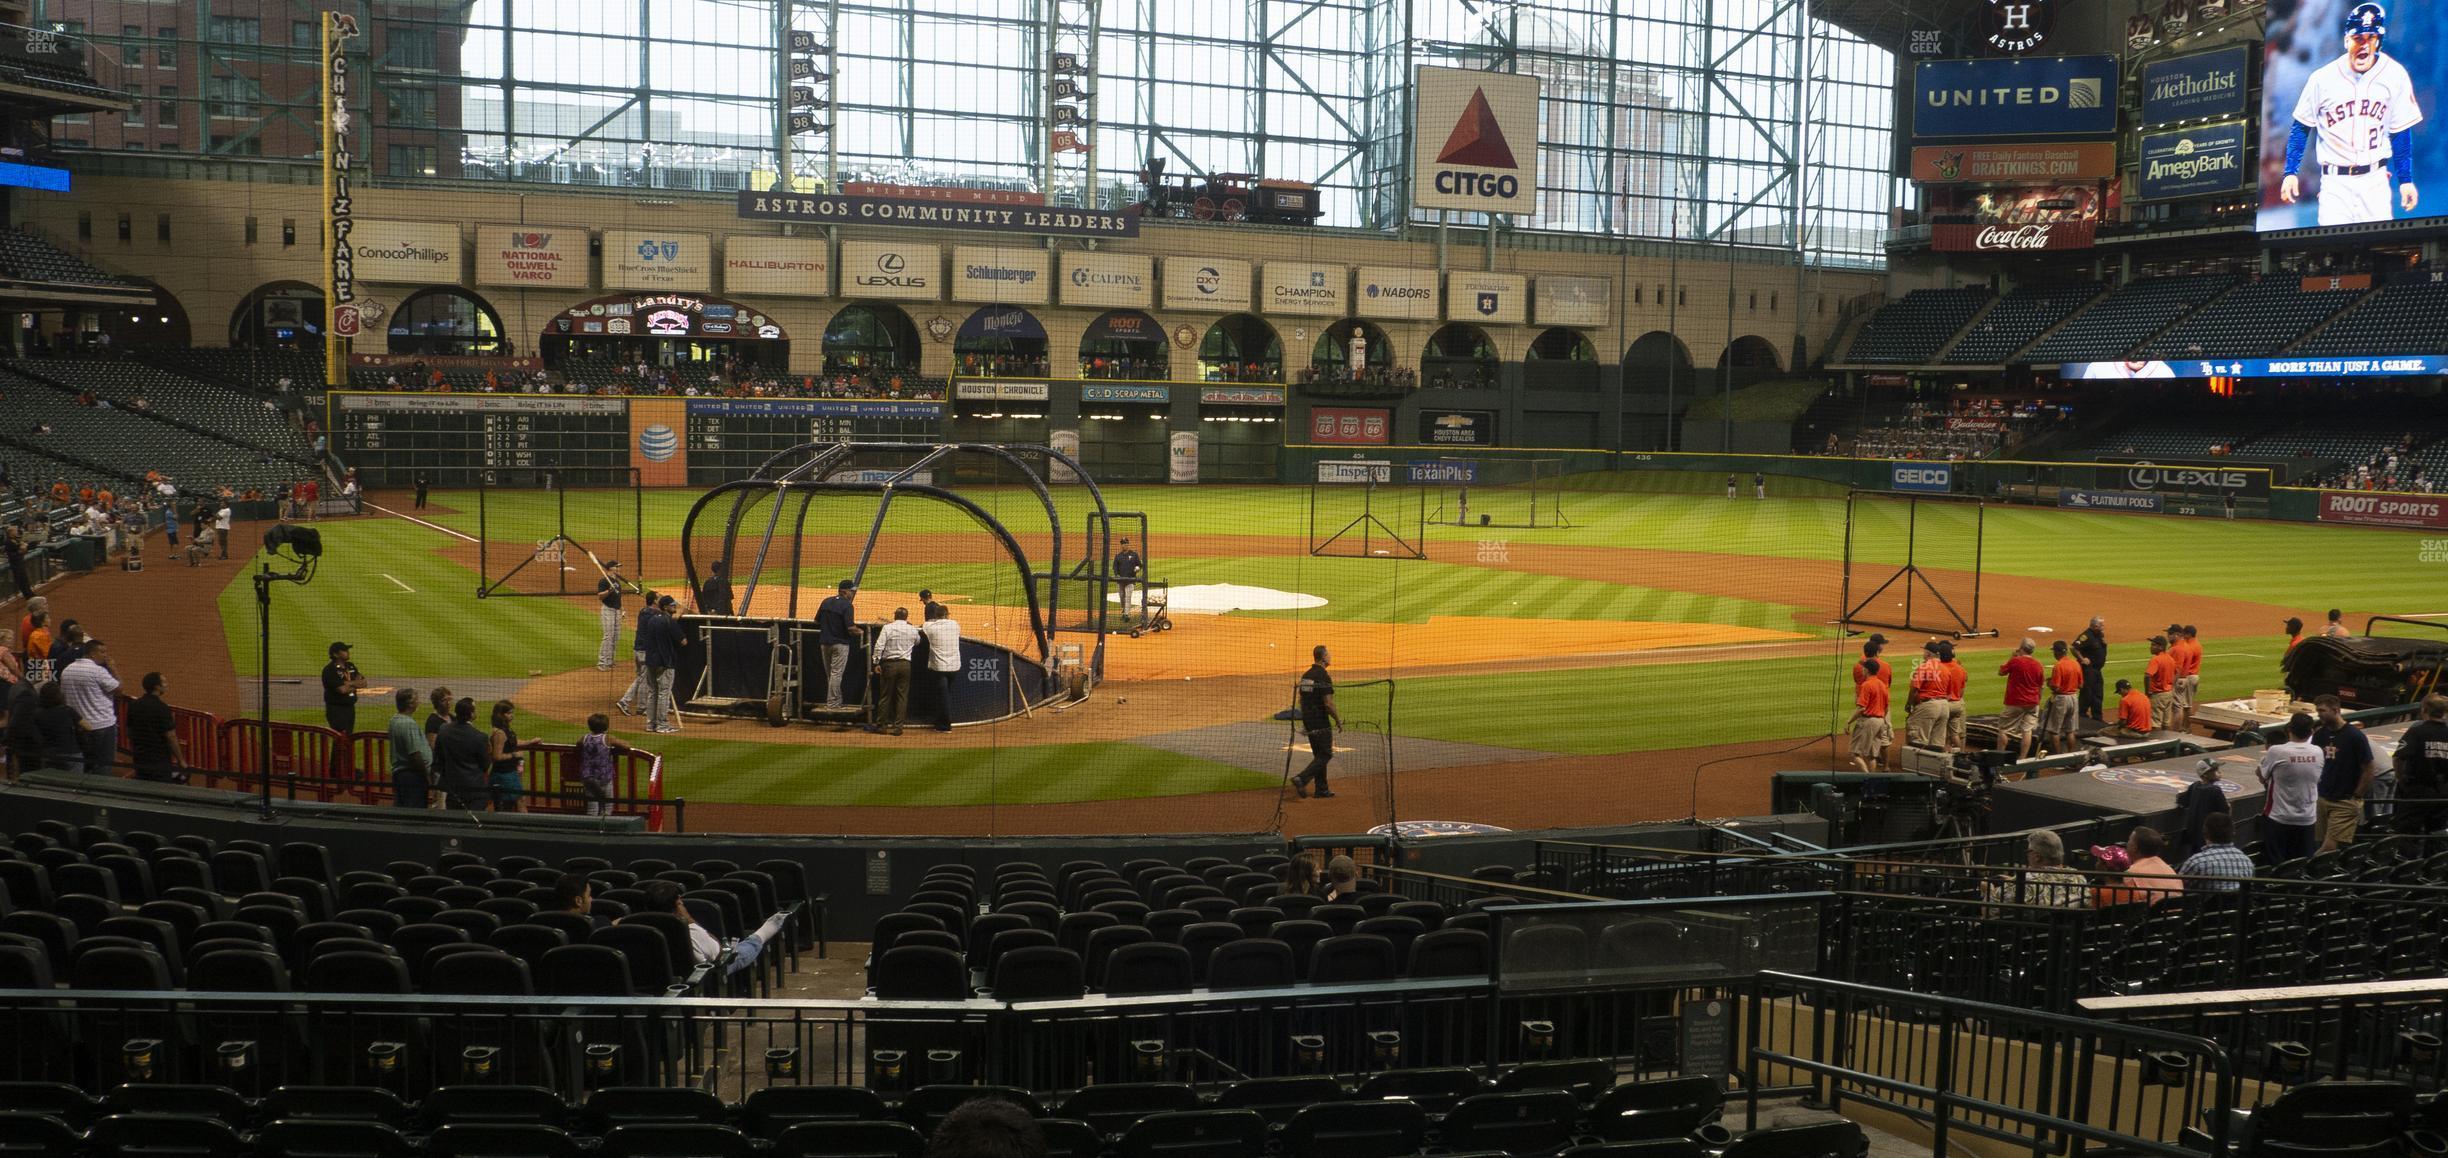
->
[580,546,644,594]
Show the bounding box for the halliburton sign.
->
[2319,491,2448,530]
[1931,221,2096,252]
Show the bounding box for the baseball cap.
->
[604,559,621,568]
[1867,633,1888,645]
[329,641,351,654]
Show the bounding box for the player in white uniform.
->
[2281,2,2422,226]
[2079,360,2176,379]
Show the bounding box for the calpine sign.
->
[1412,66,1541,215]
[1931,221,2097,250]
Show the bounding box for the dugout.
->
[948,381,1052,481]
[1076,381,1172,483]
[1197,385,1285,482]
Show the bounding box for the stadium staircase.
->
[2132,277,2371,360]
[1920,293,2001,363]
[1941,282,2108,366]
[2287,277,2448,355]
[1833,287,1989,365]
[2019,273,2240,365]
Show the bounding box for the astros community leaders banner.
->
[1161,258,1252,312]
[1411,65,1541,214]
[736,190,1141,238]
[721,236,829,297]
[1912,55,2120,139]
[475,225,585,288]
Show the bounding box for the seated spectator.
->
[553,871,608,930]
[1991,829,2090,909]
[624,879,786,976]
[2095,826,2184,908]
[1321,855,1362,902]
[2179,812,2253,892]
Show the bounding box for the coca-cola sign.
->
[1932,221,2098,251]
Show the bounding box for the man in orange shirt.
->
[2043,640,2084,755]
[1996,639,2045,760]
[1852,637,1891,693]
[1850,657,1893,772]
[2144,635,2180,730]
[2112,678,2155,738]
[2172,625,2202,730]
[1938,641,1970,752]
[1905,641,1952,752]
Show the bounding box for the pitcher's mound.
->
[1111,583,1325,613]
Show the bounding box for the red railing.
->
[94,698,669,831]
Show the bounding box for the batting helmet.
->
[2345,2,2386,39]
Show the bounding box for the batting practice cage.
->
[1840,490,1993,639]
[1422,457,1573,528]
[475,467,644,598]
[1307,460,1428,558]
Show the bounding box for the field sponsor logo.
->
[1198,386,1285,406]
[1311,407,1390,445]
[1984,0,2056,53]
[1419,410,1496,447]
[1081,385,1169,403]
[1412,66,1540,213]
[2122,462,2252,492]
[1406,459,1480,485]
[966,656,1001,683]
[2320,491,2448,530]
[1891,463,1954,493]
[1317,460,1393,484]
[1912,56,2120,139]
[1475,539,1509,563]
[1931,221,2096,250]
[636,423,678,463]
[2058,488,2164,512]
[2422,539,2448,563]
[1910,142,2117,183]
[2138,122,2247,201]
[2141,44,2249,125]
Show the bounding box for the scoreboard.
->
[332,392,951,487]
[334,394,631,487]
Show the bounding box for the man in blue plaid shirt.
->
[2179,812,2255,892]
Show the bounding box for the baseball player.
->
[2282,2,2422,226]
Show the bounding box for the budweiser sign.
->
[1932,221,2097,252]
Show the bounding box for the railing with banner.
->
[109,696,224,774]
[211,718,352,799]
[345,730,667,831]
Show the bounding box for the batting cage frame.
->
[1840,490,1996,639]
[1423,457,1574,529]
[1307,460,1428,559]
[475,467,644,599]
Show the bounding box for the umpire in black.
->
[1291,645,1340,799]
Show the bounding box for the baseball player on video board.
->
[2282,2,2423,225]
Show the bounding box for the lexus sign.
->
[2101,459,2270,497]
[1931,222,2096,252]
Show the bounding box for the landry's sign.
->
[2319,491,2448,530]
[737,190,1141,238]
[1931,221,2096,251]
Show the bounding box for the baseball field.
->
[95,467,2441,836]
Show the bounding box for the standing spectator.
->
[1112,538,1143,625]
[2144,636,2180,730]
[2395,696,2448,834]
[424,685,454,754]
[387,687,431,808]
[697,559,735,617]
[341,474,360,514]
[214,500,231,560]
[1905,641,1951,752]
[2179,812,2253,892]
[2313,695,2376,852]
[920,603,962,733]
[1996,638,2043,759]
[1291,645,1340,799]
[2171,758,2231,862]
[595,560,625,671]
[1849,650,1892,772]
[870,606,921,736]
[432,697,492,811]
[815,580,858,711]
[0,629,18,704]
[576,713,634,818]
[13,680,78,774]
[2284,616,2305,656]
[2110,679,2154,738]
[2258,713,2325,865]
[2074,617,2109,722]
[2093,826,2183,908]
[2043,640,2082,755]
[413,471,431,510]
[2323,609,2350,638]
[58,638,119,775]
[641,596,687,735]
[322,642,366,735]
[485,700,524,812]
[126,672,184,784]
[2,524,31,599]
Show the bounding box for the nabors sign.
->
[1932,221,2097,251]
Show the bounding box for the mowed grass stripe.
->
[582,729,1275,807]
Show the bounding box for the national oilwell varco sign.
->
[1412,66,1541,215]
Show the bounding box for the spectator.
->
[1997,829,2089,909]
[58,638,119,775]
[424,685,454,753]
[552,871,607,930]
[2043,640,2082,755]
[2284,616,2305,657]
[625,879,787,976]
[618,594,660,718]
[1905,641,1950,752]
[2094,826,2183,908]
[1849,647,1892,772]
[576,712,634,818]
[641,595,687,735]
[1321,855,1362,902]
[2258,713,2326,865]
[2179,812,2253,892]
[16,679,78,774]
[2172,758,2232,863]
[871,606,920,736]
[2396,695,2448,834]
[924,1095,1045,1158]
[5,675,46,774]
[433,697,492,811]
[322,641,366,735]
[815,580,858,713]
[921,603,962,733]
[388,687,431,809]
[126,672,184,784]
[1996,638,2043,759]
[2323,609,2350,638]
[485,700,525,813]
[0,629,17,703]
[2075,617,2108,722]
[2144,636,2179,730]
[2313,694,2376,852]
[1278,851,1322,897]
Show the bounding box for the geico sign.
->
[2125,464,2248,490]
[1433,171,1520,198]
[1894,468,1952,485]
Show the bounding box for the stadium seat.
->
[0,1111,83,1158]
[770,1120,925,1158]
[427,1124,584,1158]
[1279,1098,1429,1158]
[87,1113,250,1158]
[871,945,968,1000]
[737,1087,888,1138]
[256,1119,416,1158]
[1111,1108,1267,1158]
[600,1124,759,1158]
[988,946,1085,1000]
[894,1087,1041,1136]
[1100,942,1193,995]
[259,1087,410,1126]
[1054,1083,1202,1136]
[1719,1120,1866,1158]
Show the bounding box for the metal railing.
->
[1747,972,2236,1158]
[2083,979,2448,1101]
